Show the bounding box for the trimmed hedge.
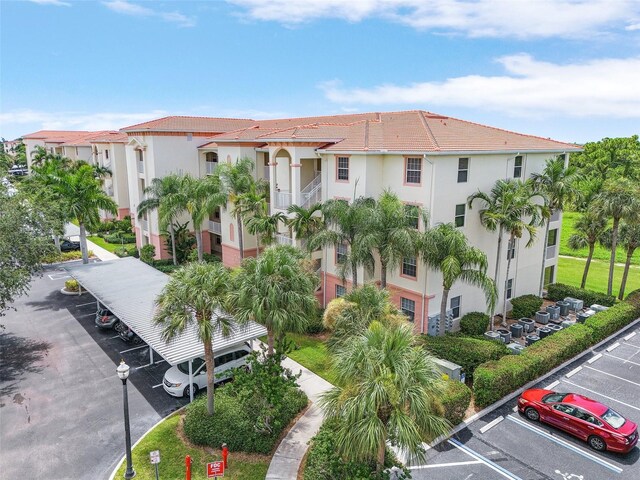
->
[42,250,93,263]
[585,302,640,343]
[441,379,472,426]
[546,283,616,307]
[509,294,543,319]
[460,312,490,336]
[104,232,137,244]
[420,334,510,380]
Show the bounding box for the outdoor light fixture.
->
[117,360,136,479]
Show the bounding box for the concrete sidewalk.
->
[265,357,333,480]
[65,223,120,261]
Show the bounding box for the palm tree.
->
[531,157,581,295]
[215,157,256,260]
[229,245,318,356]
[592,178,640,296]
[359,190,421,288]
[245,210,287,254]
[51,164,117,263]
[567,212,608,289]
[154,262,234,415]
[468,179,546,327]
[308,197,375,288]
[137,175,184,265]
[287,203,324,251]
[617,221,640,300]
[320,321,450,473]
[420,223,497,335]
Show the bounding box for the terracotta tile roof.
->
[120,116,256,133]
[84,131,129,143]
[61,131,114,147]
[21,130,93,143]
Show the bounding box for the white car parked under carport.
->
[162,343,252,398]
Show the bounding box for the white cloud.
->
[320,55,640,118]
[227,0,639,39]
[0,110,168,136]
[627,23,640,31]
[102,1,196,27]
[29,0,71,6]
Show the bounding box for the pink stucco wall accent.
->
[117,208,130,220]
[221,244,258,268]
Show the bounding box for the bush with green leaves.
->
[114,245,139,258]
[460,312,490,336]
[64,279,79,292]
[440,379,472,426]
[42,250,93,263]
[303,419,410,480]
[546,283,616,307]
[420,334,510,381]
[183,342,308,454]
[139,244,155,264]
[104,232,137,244]
[163,221,195,264]
[153,263,181,274]
[584,301,640,343]
[509,294,543,319]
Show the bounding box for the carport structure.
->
[65,257,267,401]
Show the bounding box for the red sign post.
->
[207,461,225,478]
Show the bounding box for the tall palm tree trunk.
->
[490,230,503,331]
[618,248,634,300]
[581,244,595,289]
[608,218,620,296]
[538,217,551,296]
[501,235,514,327]
[169,224,177,266]
[376,439,386,474]
[267,328,275,357]
[351,259,358,288]
[237,215,244,260]
[195,228,203,262]
[439,287,450,336]
[380,262,387,289]
[203,338,216,415]
[79,222,89,264]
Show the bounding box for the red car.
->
[518,389,638,453]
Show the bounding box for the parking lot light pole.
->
[117,360,136,479]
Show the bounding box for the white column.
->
[291,162,301,206]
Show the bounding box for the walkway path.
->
[65,223,120,261]
[265,356,333,480]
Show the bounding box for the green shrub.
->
[441,379,472,426]
[509,294,543,319]
[64,279,79,292]
[460,312,490,336]
[114,245,139,258]
[42,250,94,263]
[305,306,325,334]
[202,253,221,263]
[304,420,409,480]
[546,283,616,307]
[420,334,510,381]
[153,263,181,274]
[140,244,155,264]
[104,232,137,244]
[584,302,640,343]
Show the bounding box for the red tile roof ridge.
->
[22,129,92,139]
[417,111,441,151]
[121,115,256,131]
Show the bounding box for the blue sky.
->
[1,0,639,143]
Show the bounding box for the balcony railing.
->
[301,174,322,208]
[206,161,217,175]
[139,219,148,232]
[275,233,293,246]
[546,244,557,260]
[137,161,144,174]
[208,221,222,235]
[275,191,292,210]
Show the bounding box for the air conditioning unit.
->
[427,310,454,336]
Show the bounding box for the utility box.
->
[433,357,462,382]
[564,297,584,311]
[546,305,560,320]
[590,304,609,313]
[506,342,525,355]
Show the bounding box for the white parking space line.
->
[622,342,640,350]
[604,353,640,368]
[448,438,523,480]
[544,380,560,390]
[606,343,620,352]
[562,379,640,413]
[119,345,147,354]
[480,416,504,434]
[566,366,583,378]
[624,332,637,341]
[109,335,120,339]
[506,416,623,474]
[135,360,167,370]
[409,460,482,470]
[152,384,164,389]
[584,365,640,388]
[587,354,603,364]
[76,302,95,307]
[78,313,94,318]
[48,273,70,280]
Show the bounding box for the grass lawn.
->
[559,211,639,265]
[286,333,337,385]
[556,256,640,296]
[87,235,135,253]
[114,414,269,480]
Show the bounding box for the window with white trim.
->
[547,229,558,247]
[457,158,469,183]
[450,295,461,319]
[507,238,516,260]
[514,155,523,178]
[506,278,513,299]
[402,257,417,278]
[455,204,465,227]
[401,297,415,322]
[336,243,347,264]
[336,284,346,298]
[337,156,349,181]
[405,157,422,184]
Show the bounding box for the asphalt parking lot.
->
[411,320,640,480]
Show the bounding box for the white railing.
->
[263,166,270,180]
[275,191,292,210]
[139,219,148,232]
[206,162,217,175]
[300,174,322,208]
[275,233,293,246]
[137,161,144,174]
[208,221,222,235]
[546,244,557,260]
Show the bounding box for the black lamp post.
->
[117,360,136,479]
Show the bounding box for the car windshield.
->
[177,358,204,374]
[602,408,626,429]
[542,393,568,403]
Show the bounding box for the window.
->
[401,298,415,322]
[136,149,143,162]
[547,229,558,247]
[457,158,469,183]
[405,157,422,184]
[450,296,461,319]
[336,284,346,298]
[215,353,234,368]
[553,404,576,415]
[404,204,419,229]
[455,204,465,227]
[402,257,417,278]
[337,156,349,181]
[336,243,347,264]
[506,278,513,299]
[544,265,555,286]
[105,149,109,160]
[542,393,568,403]
[206,152,218,163]
[514,155,523,178]
[234,350,249,360]
[507,238,516,260]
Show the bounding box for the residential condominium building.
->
[119,111,581,333]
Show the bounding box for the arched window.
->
[206,152,218,163]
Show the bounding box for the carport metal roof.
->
[65,258,267,366]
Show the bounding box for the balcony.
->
[546,244,557,260]
[137,161,144,174]
[275,233,293,246]
[208,221,222,235]
[300,174,321,208]
[206,161,217,175]
[275,191,292,210]
[139,219,148,232]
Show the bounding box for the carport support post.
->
[149,348,154,366]
[188,359,194,403]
